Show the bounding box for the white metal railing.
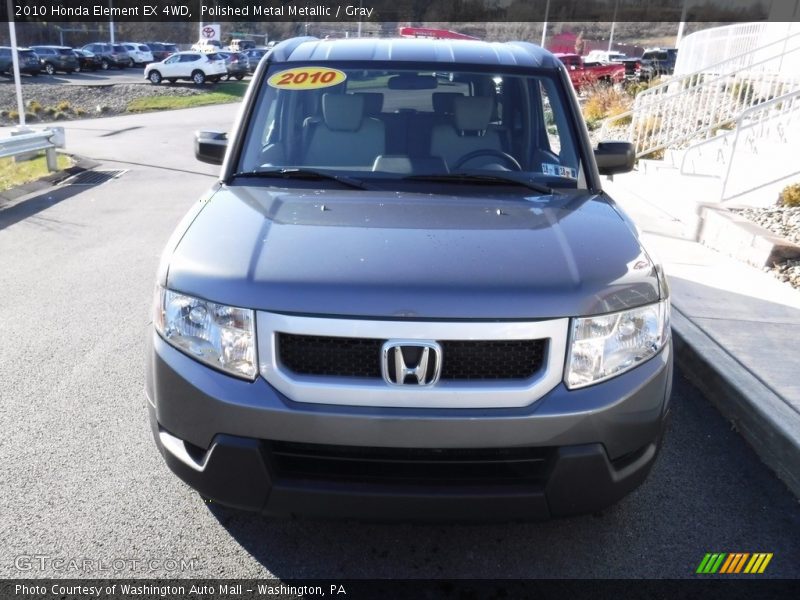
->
[674,23,800,76]
[717,90,800,202]
[600,29,800,158]
[0,127,65,171]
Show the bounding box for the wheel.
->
[148,70,162,84]
[235,74,244,80]
[44,62,55,75]
[167,78,177,83]
[73,65,80,73]
[128,58,134,68]
[101,59,109,70]
[452,149,523,171]
[191,70,206,85]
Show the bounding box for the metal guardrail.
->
[0,127,66,171]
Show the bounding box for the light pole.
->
[6,0,27,130]
[540,0,551,47]
[109,0,115,43]
[607,0,619,52]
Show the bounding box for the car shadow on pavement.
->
[0,183,87,233]
[204,372,800,578]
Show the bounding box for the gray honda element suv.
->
[146,36,672,519]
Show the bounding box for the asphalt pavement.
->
[1,106,799,579]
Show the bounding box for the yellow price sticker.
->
[267,67,347,90]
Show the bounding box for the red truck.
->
[554,53,625,92]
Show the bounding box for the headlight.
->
[565,300,670,389]
[154,286,257,380]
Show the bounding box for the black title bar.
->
[1,0,796,23]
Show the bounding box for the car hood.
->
[164,185,661,319]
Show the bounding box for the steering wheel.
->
[452,149,523,171]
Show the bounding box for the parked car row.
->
[0,41,268,82]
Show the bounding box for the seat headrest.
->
[354,92,383,116]
[453,96,494,132]
[432,92,463,115]
[322,94,364,131]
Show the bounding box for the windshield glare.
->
[237,65,586,189]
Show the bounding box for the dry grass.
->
[582,85,634,128]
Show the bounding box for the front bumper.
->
[146,332,672,519]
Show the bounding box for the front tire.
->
[100,59,109,70]
[191,70,206,85]
[44,63,55,76]
[235,74,244,80]
[148,70,162,84]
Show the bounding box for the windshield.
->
[236,63,587,190]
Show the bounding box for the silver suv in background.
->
[147,36,672,520]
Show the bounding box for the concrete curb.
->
[699,205,800,268]
[671,307,800,499]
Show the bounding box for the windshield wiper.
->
[230,168,369,190]
[404,173,553,194]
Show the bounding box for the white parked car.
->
[120,42,154,66]
[584,50,627,64]
[144,51,227,85]
[191,39,223,53]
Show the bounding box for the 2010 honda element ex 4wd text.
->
[146,36,673,520]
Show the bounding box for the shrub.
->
[730,81,755,106]
[56,101,71,112]
[24,111,37,121]
[582,86,633,125]
[26,100,42,114]
[44,106,56,115]
[52,111,67,120]
[778,183,800,207]
[9,110,18,120]
[75,108,87,116]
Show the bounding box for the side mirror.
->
[594,141,635,176]
[194,130,227,165]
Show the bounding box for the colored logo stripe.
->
[744,553,773,574]
[720,553,749,573]
[697,553,773,574]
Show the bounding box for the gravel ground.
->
[0,83,208,124]
[732,205,800,290]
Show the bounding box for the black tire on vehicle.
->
[192,70,206,85]
[101,59,109,70]
[235,74,244,80]
[148,70,162,84]
[128,58,135,68]
[73,65,80,73]
[44,62,55,75]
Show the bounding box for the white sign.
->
[201,23,220,41]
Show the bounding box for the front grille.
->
[277,333,546,381]
[440,340,545,380]
[269,441,553,486]
[278,333,382,378]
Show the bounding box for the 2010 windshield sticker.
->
[267,67,347,90]
[542,163,577,179]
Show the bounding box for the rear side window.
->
[58,49,74,55]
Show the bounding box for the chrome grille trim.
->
[257,312,569,409]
